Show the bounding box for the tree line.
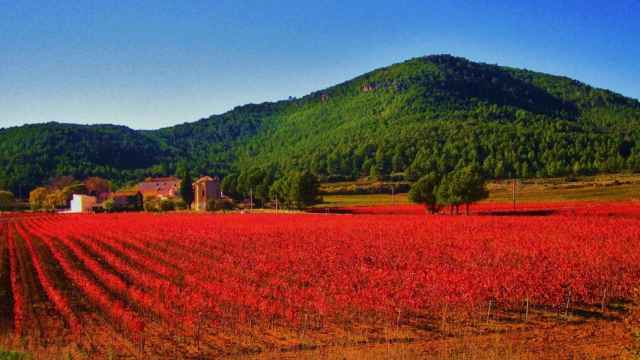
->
[221,168,321,210]
[28,176,112,211]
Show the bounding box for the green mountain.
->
[2,54,640,196]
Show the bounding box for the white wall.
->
[70,194,97,213]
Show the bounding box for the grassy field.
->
[318,173,640,207]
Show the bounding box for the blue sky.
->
[1,1,639,130]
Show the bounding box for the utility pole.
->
[275,197,278,214]
[391,184,395,204]
[249,189,253,212]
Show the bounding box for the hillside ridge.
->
[1,54,640,194]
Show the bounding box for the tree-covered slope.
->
[233,55,640,181]
[0,123,166,195]
[1,54,640,195]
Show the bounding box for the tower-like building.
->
[193,176,221,211]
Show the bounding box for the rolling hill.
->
[1,54,640,196]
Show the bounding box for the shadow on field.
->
[309,208,560,216]
[477,210,556,217]
[307,208,354,214]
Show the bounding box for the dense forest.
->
[1,55,640,197]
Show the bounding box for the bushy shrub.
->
[143,196,161,212]
[206,198,235,212]
[159,199,175,212]
[0,349,28,360]
[206,199,217,211]
[0,191,15,211]
[145,197,180,212]
[103,199,115,212]
[174,198,187,210]
[216,198,235,212]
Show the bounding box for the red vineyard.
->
[1,202,640,356]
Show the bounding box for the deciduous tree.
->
[84,177,111,197]
[29,187,49,210]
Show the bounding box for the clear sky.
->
[1,1,639,130]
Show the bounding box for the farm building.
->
[193,176,221,211]
[69,194,97,213]
[137,176,181,199]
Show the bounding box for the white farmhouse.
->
[70,194,97,213]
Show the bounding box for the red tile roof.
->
[137,177,180,197]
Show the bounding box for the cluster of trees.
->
[238,118,640,185]
[268,171,321,210]
[221,168,321,210]
[28,176,111,211]
[409,165,488,215]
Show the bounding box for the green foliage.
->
[269,171,321,210]
[436,166,488,214]
[145,196,181,212]
[290,171,322,209]
[103,199,115,212]
[143,196,161,212]
[408,173,440,213]
[206,198,235,212]
[457,165,490,205]
[236,167,277,207]
[159,198,175,212]
[173,198,187,210]
[268,176,290,207]
[0,349,29,360]
[179,170,194,206]
[221,174,241,201]
[2,55,640,194]
[107,194,142,212]
[409,166,488,215]
[0,191,15,211]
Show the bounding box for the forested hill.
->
[2,54,640,196]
